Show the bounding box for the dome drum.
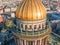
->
[16,19,47,32]
[12,27,51,40]
[13,21,50,36]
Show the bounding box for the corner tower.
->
[12,0,51,45]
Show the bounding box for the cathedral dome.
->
[16,0,46,21]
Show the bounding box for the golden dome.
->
[16,0,46,21]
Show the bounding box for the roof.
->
[16,0,46,21]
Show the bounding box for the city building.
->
[0,27,14,45]
[11,12,15,18]
[0,15,4,28]
[56,7,60,12]
[0,0,3,7]
[4,6,10,13]
[0,7,3,14]
[10,6,17,12]
[12,0,51,45]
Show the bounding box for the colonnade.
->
[14,37,48,45]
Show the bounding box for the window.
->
[42,24,45,29]
[34,25,36,29]
[29,25,32,29]
[25,25,27,29]
[21,24,23,28]
[39,25,41,28]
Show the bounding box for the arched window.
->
[34,25,36,29]
[39,25,41,28]
[21,24,23,28]
[29,25,32,29]
[25,25,27,29]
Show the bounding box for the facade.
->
[12,0,51,45]
[4,7,10,13]
[0,15,4,28]
[0,7,3,14]
[0,15,3,23]
[11,12,15,18]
